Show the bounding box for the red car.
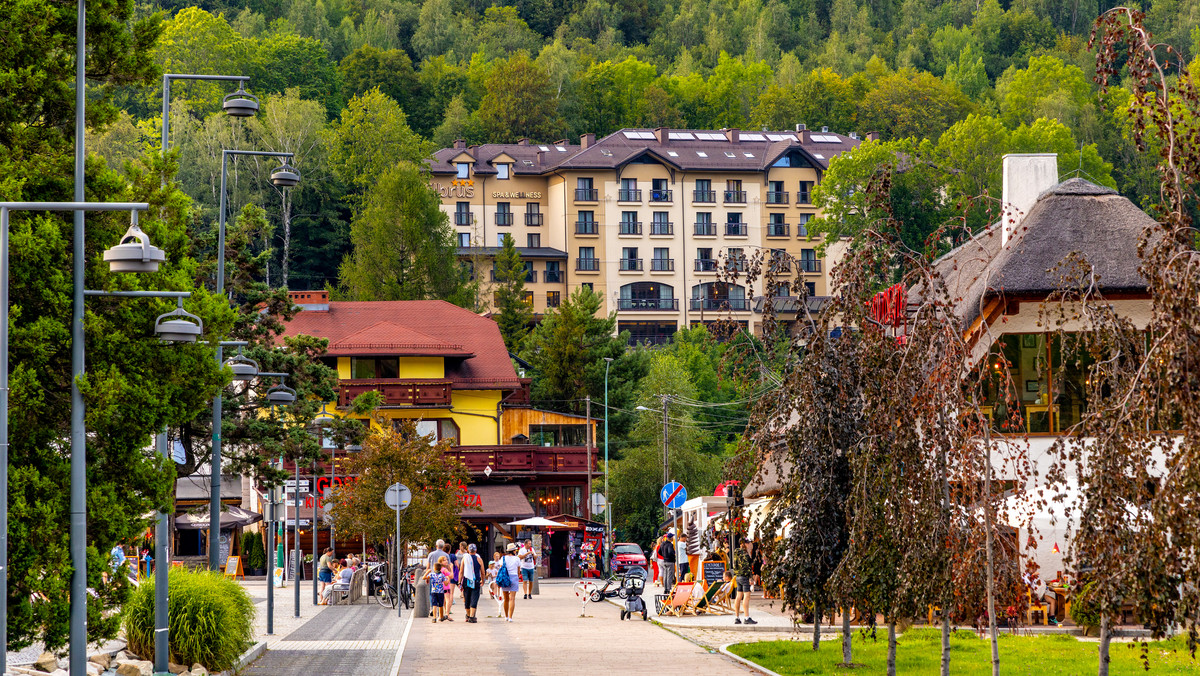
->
[610,543,648,573]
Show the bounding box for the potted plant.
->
[303,553,314,580]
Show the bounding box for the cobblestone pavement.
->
[243,599,408,675]
[398,581,756,676]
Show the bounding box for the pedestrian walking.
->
[439,554,457,618]
[518,538,536,599]
[460,544,484,623]
[732,540,756,625]
[658,530,677,594]
[489,549,504,616]
[651,535,664,586]
[498,543,522,621]
[317,547,335,599]
[424,561,449,623]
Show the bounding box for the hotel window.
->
[456,163,469,178]
[651,178,671,202]
[798,181,813,204]
[620,211,641,235]
[527,233,541,248]
[526,202,542,226]
[577,247,598,271]
[798,213,812,237]
[694,179,715,202]
[576,177,597,201]
[545,260,562,283]
[619,178,640,201]
[497,163,510,179]
[621,247,641,271]
[497,234,506,246]
[523,261,536,283]
[547,291,561,308]
[804,281,816,296]
[496,202,513,226]
[581,282,593,291]
[457,232,471,247]
[455,202,471,226]
[350,357,399,379]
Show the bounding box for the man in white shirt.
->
[518,539,537,599]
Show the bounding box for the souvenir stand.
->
[679,494,731,584]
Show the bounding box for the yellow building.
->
[429,126,863,342]
[278,292,599,562]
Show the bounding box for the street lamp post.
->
[209,151,298,571]
[160,74,256,158]
[637,395,671,523]
[603,357,613,570]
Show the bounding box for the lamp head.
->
[154,305,203,343]
[223,351,260,382]
[222,84,259,117]
[270,162,300,188]
[104,214,166,273]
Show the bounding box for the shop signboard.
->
[703,559,726,584]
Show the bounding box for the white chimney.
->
[1001,153,1058,245]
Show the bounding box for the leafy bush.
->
[123,568,255,671]
[1070,582,1102,631]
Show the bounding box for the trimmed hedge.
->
[123,568,255,671]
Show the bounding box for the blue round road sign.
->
[660,481,687,509]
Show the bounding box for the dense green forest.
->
[89,0,1200,289]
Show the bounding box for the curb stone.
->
[717,643,785,676]
[231,642,267,675]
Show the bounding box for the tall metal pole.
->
[266,482,275,635]
[70,0,89,668]
[395,504,402,618]
[330,443,335,555]
[585,396,591,520]
[603,359,612,570]
[154,432,169,675]
[1,207,9,676]
[209,151,228,571]
[662,395,669,523]
[293,458,300,617]
[312,459,317,606]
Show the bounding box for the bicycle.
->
[397,564,418,610]
[372,563,397,609]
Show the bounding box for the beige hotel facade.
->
[428,127,861,344]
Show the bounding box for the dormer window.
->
[497,163,510,180]
[456,162,469,179]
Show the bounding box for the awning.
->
[175,505,263,530]
[460,484,534,520]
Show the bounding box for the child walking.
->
[425,561,449,623]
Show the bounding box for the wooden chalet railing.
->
[337,379,453,407]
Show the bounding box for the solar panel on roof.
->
[741,133,766,141]
[668,132,694,140]
[766,133,796,141]
[622,130,655,140]
[810,135,841,143]
[695,132,726,141]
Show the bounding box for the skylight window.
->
[696,151,708,158]
[741,133,766,141]
[743,152,754,158]
[668,132,695,140]
[556,146,567,152]
[667,151,678,157]
[522,160,534,166]
[724,151,736,158]
[600,149,613,156]
[538,145,550,151]
[813,154,825,159]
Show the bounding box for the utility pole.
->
[585,395,592,520]
[662,395,670,523]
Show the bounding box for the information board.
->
[703,559,726,584]
[224,555,243,579]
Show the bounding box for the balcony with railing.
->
[693,189,717,203]
[617,297,679,311]
[525,213,543,226]
[618,189,642,202]
[766,191,790,204]
[619,221,642,235]
[448,445,597,476]
[544,270,564,283]
[650,221,674,236]
[725,258,747,273]
[650,190,673,203]
[690,298,750,311]
[694,258,718,272]
[725,222,748,237]
[769,258,792,273]
[650,258,675,272]
[576,257,599,271]
[575,188,599,201]
[799,259,823,273]
[495,211,514,226]
[619,258,643,271]
[767,223,790,237]
[724,190,747,203]
[454,212,472,226]
[694,222,716,236]
[338,379,453,407]
[575,220,598,235]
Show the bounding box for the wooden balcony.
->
[337,379,453,407]
[446,445,598,476]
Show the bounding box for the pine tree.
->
[491,233,533,351]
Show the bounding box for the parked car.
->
[610,543,648,573]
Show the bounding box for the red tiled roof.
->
[281,300,521,390]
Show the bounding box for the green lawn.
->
[727,629,1200,675]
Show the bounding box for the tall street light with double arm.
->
[603,357,613,570]
[208,150,299,571]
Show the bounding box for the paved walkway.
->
[243,602,407,675]
[398,580,755,675]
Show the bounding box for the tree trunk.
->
[842,609,852,665]
[280,190,291,289]
[941,614,951,676]
[982,428,1000,676]
[887,620,897,675]
[813,604,821,651]
[939,440,953,676]
[1098,615,1110,676]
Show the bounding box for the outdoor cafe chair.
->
[662,582,696,617]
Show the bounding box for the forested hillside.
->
[94,0,1200,289]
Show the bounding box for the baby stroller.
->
[620,566,649,621]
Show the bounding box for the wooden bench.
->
[328,567,368,605]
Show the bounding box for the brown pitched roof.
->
[428,128,860,175]
[281,300,521,389]
[460,484,535,519]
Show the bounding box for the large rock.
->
[115,660,153,676]
[88,653,111,670]
[49,671,68,676]
[189,664,208,676]
[33,652,58,673]
[168,663,188,674]
[85,661,101,676]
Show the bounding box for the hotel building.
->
[428,127,863,344]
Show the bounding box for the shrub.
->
[123,568,255,671]
[1070,582,1102,632]
[242,532,265,570]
